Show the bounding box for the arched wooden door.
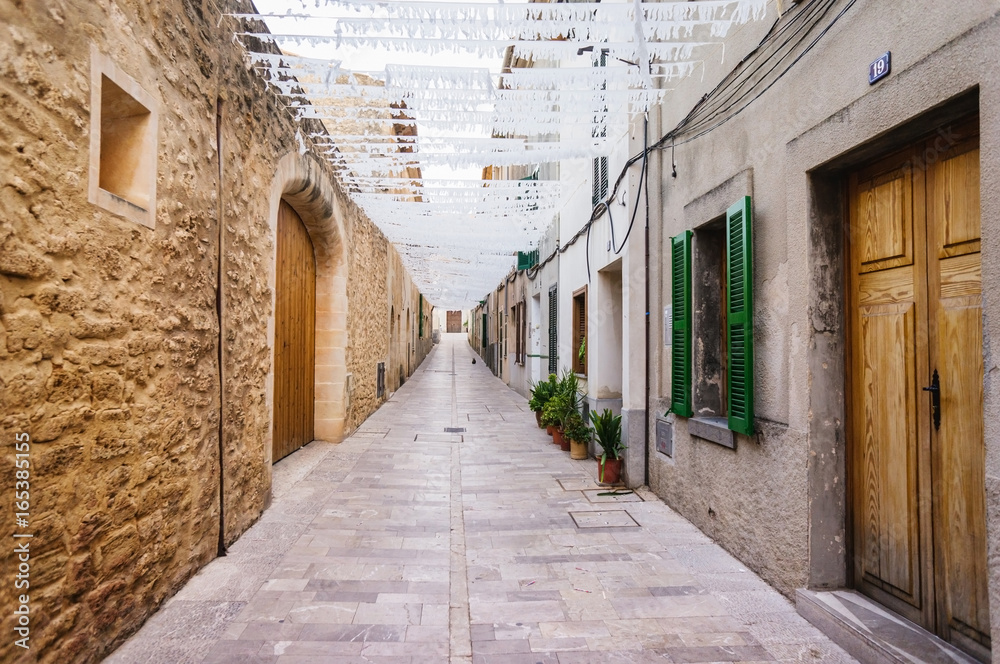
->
[273,200,316,463]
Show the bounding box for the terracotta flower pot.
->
[558,429,571,452]
[534,410,543,428]
[552,427,564,447]
[569,438,589,460]
[546,424,555,437]
[598,457,622,484]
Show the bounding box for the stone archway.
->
[266,152,349,468]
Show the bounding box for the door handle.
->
[922,369,940,431]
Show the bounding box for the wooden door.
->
[273,200,316,463]
[848,119,988,659]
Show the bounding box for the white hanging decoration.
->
[230,0,768,308]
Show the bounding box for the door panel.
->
[849,152,930,625]
[273,200,316,463]
[926,132,989,654]
[858,303,920,602]
[849,121,988,660]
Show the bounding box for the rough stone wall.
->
[345,208,390,430]
[0,1,433,661]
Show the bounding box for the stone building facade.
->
[0,1,432,662]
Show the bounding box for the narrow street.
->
[106,334,854,664]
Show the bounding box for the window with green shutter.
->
[418,295,424,338]
[670,231,693,417]
[548,285,558,374]
[725,196,754,435]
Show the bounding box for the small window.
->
[572,287,587,375]
[88,47,158,229]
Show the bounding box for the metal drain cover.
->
[444,427,466,433]
[569,510,640,528]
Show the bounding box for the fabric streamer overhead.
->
[231,0,767,308]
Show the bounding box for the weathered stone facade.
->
[0,1,432,661]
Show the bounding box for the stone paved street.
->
[106,334,857,664]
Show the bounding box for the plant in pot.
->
[528,374,558,428]
[554,371,584,451]
[541,391,567,440]
[564,411,591,460]
[591,408,625,484]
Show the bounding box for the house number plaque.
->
[869,51,891,85]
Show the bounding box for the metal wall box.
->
[655,419,674,457]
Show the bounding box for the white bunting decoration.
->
[232,0,767,308]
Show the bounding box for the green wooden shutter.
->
[482,312,488,350]
[670,231,693,417]
[548,285,558,374]
[418,295,424,338]
[726,196,754,436]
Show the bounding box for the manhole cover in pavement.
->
[444,427,466,433]
[569,510,640,528]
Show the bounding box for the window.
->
[572,287,587,375]
[88,46,159,229]
[513,301,527,365]
[547,286,558,374]
[670,196,755,436]
[592,51,609,206]
[418,295,424,338]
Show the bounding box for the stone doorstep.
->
[796,589,982,664]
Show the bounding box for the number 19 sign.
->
[869,52,891,85]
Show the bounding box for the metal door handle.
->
[922,369,940,431]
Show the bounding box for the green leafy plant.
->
[578,336,586,364]
[563,411,591,444]
[590,408,624,461]
[528,373,558,412]
[556,370,583,426]
[541,391,569,428]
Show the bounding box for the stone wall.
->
[0,1,432,661]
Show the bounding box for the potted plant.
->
[591,408,625,484]
[553,371,584,450]
[541,391,567,440]
[528,374,558,428]
[564,411,591,460]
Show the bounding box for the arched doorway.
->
[272,200,316,462]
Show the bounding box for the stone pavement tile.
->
[472,654,560,664]
[473,639,533,655]
[234,621,305,641]
[538,620,611,639]
[664,644,774,662]
[554,651,673,664]
[201,640,274,664]
[285,600,358,624]
[611,595,728,619]
[297,623,406,642]
[352,601,422,624]
[529,637,591,652]
[419,602,450,625]
[404,624,449,642]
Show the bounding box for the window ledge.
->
[689,416,735,450]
